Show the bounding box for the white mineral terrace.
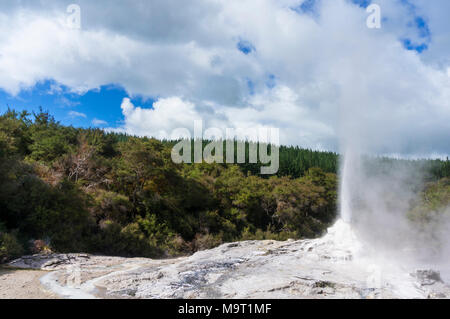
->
[8,220,450,299]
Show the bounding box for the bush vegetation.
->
[0,109,449,261]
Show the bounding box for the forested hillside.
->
[0,109,338,262]
[1,109,449,262]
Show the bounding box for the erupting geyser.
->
[319,149,363,259]
[326,145,450,298]
[340,149,357,224]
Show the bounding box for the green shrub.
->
[0,232,24,263]
[192,233,223,251]
[240,227,297,241]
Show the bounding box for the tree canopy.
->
[0,109,449,262]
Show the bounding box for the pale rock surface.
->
[8,221,450,299]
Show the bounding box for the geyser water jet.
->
[339,148,361,224]
[314,148,364,259]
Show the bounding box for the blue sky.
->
[0,80,155,128]
[398,0,431,53]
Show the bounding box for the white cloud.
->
[0,0,450,155]
[110,97,205,140]
[68,110,86,118]
[92,118,107,126]
[57,96,80,108]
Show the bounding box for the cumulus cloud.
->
[0,0,449,155]
[111,85,336,148]
[92,118,107,126]
[68,110,86,118]
[110,97,206,140]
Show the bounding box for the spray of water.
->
[323,149,362,257]
[326,139,450,298]
[302,31,450,296]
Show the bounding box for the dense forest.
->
[1,109,449,262]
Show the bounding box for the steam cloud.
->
[337,46,450,282]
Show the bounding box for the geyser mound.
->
[330,150,450,298]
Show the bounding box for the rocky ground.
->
[0,267,58,299]
[3,221,450,299]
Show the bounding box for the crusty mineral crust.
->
[7,234,450,299]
